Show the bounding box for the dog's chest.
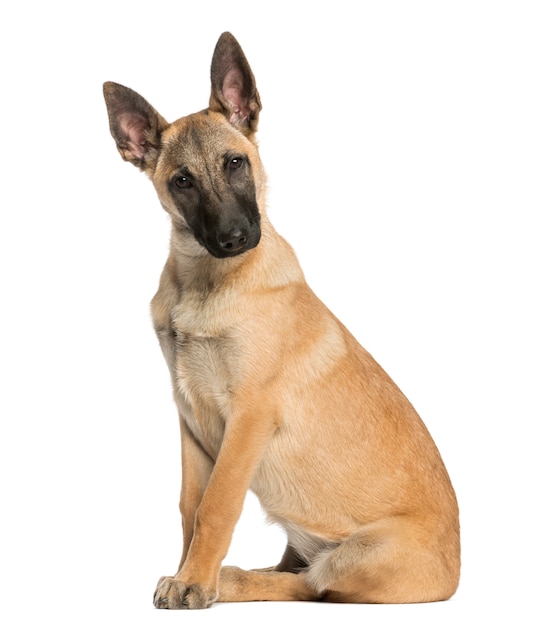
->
[170,323,238,457]
[175,331,233,399]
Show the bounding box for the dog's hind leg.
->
[217,566,319,602]
[305,517,460,604]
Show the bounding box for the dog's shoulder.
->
[151,254,181,333]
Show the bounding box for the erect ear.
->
[103,82,168,170]
[209,32,262,137]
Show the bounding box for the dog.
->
[103,32,460,609]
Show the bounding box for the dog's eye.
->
[175,175,191,189]
[229,157,243,170]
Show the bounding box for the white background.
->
[1,1,533,624]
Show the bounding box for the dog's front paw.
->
[153,575,217,610]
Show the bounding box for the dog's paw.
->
[153,575,217,610]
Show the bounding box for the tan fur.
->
[103,32,460,610]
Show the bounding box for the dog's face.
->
[104,32,264,259]
[152,111,262,258]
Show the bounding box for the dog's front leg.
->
[177,417,214,570]
[153,410,277,610]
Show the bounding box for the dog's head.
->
[103,33,263,259]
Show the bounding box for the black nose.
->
[217,229,248,253]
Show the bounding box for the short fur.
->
[103,32,460,609]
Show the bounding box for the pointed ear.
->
[209,32,262,137]
[103,82,168,170]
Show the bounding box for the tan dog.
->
[103,32,460,609]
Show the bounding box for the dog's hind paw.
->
[153,575,217,610]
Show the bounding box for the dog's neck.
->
[168,216,304,296]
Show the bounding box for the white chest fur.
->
[173,327,236,459]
